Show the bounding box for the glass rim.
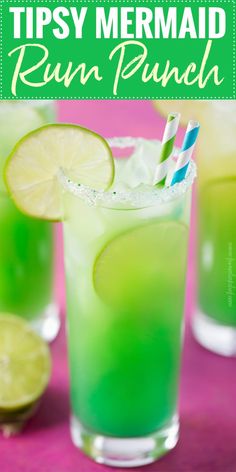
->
[60,136,197,209]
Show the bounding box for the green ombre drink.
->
[4,127,195,467]
[65,200,187,435]
[0,101,59,341]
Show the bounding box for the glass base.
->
[31,302,60,342]
[70,415,179,468]
[193,310,236,357]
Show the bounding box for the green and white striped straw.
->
[154,112,180,187]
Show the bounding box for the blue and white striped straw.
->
[171,120,200,186]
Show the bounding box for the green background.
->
[0,0,235,99]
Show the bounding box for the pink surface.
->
[1,101,236,472]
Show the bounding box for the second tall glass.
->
[0,101,60,341]
[192,102,236,356]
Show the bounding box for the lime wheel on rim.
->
[4,124,114,221]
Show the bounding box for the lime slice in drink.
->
[94,221,188,309]
[0,314,51,413]
[4,124,114,220]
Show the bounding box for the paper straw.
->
[171,120,200,186]
[154,112,180,186]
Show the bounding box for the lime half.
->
[4,124,114,220]
[0,314,51,411]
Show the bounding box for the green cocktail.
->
[192,102,236,356]
[62,137,194,466]
[0,101,59,341]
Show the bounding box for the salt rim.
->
[60,137,197,209]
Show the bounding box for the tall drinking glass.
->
[0,101,60,341]
[192,102,236,356]
[62,138,195,467]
